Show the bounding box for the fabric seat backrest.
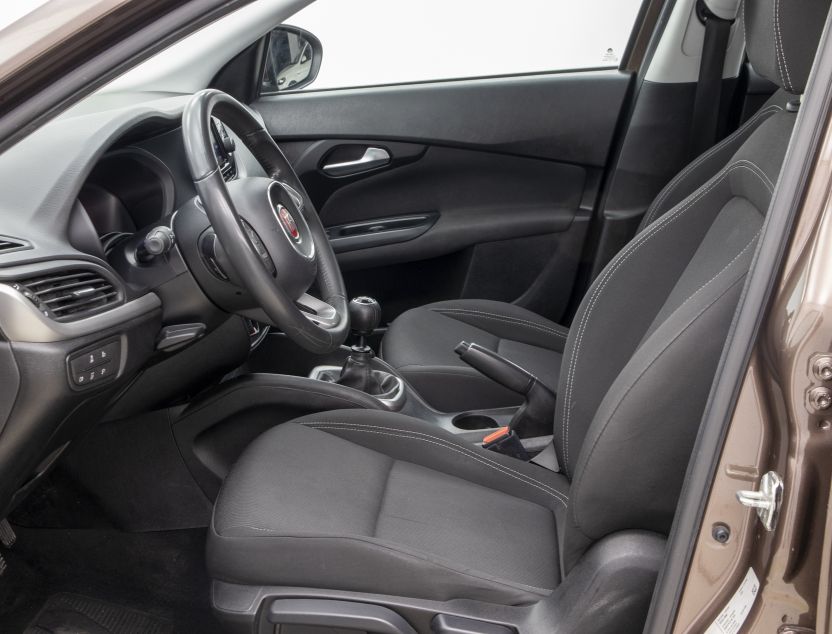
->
[552,0,831,572]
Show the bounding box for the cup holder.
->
[452,413,499,430]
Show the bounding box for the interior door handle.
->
[322,147,391,177]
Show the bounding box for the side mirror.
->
[262,26,322,94]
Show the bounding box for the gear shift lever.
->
[348,296,382,350]
[310,296,403,406]
[337,297,384,393]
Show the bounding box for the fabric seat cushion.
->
[208,409,569,605]
[382,299,568,412]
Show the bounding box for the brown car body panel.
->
[0,1,127,81]
[0,0,191,121]
[674,107,832,632]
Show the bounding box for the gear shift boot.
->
[337,348,383,393]
[310,296,405,408]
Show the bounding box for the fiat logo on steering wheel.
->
[275,204,301,243]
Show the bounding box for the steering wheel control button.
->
[67,338,121,390]
[240,219,277,276]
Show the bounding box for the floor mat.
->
[25,593,173,634]
[0,528,223,634]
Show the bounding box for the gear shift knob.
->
[337,297,382,392]
[349,296,381,342]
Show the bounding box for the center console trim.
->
[309,364,406,411]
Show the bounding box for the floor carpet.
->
[24,592,173,634]
[0,527,224,634]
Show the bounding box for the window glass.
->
[273,0,644,92]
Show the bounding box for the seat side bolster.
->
[291,410,570,515]
[207,526,554,605]
[638,93,785,232]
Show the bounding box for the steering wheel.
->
[182,89,349,354]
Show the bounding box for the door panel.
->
[282,143,586,267]
[259,71,629,165]
[254,71,632,324]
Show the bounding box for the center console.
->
[173,296,556,500]
[302,297,555,448]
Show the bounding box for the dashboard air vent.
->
[0,236,31,254]
[16,269,122,321]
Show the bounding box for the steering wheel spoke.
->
[277,180,305,211]
[296,293,340,329]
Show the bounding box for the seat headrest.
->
[745,0,831,94]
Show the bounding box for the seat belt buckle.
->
[482,426,530,461]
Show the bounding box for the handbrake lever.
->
[455,341,555,438]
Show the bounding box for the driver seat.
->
[207,2,829,631]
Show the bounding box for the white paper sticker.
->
[705,568,760,634]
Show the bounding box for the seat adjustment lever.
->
[269,598,417,634]
[431,614,514,634]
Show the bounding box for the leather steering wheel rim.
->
[182,89,349,354]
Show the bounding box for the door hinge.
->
[736,471,784,532]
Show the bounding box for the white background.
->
[0,0,50,31]
[288,0,644,90]
[0,0,644,89]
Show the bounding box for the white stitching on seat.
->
[774,0,795,93]
[299,421,569,507]
[562,160,773,470]
[641,104,781,227]
[560,160,773,473]
[184,383,378,418]
[742,0,748,50]
[233,524,284,534]
[306,424,569,506]
[397,366,491,376]
[571,275,748,533]
[664,229,761,321]
[432,308,568,338]
[302,421,570,499]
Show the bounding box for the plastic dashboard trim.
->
[0,286,161,343]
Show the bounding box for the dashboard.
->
[0,94,271,519]
[79,117,234,249]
